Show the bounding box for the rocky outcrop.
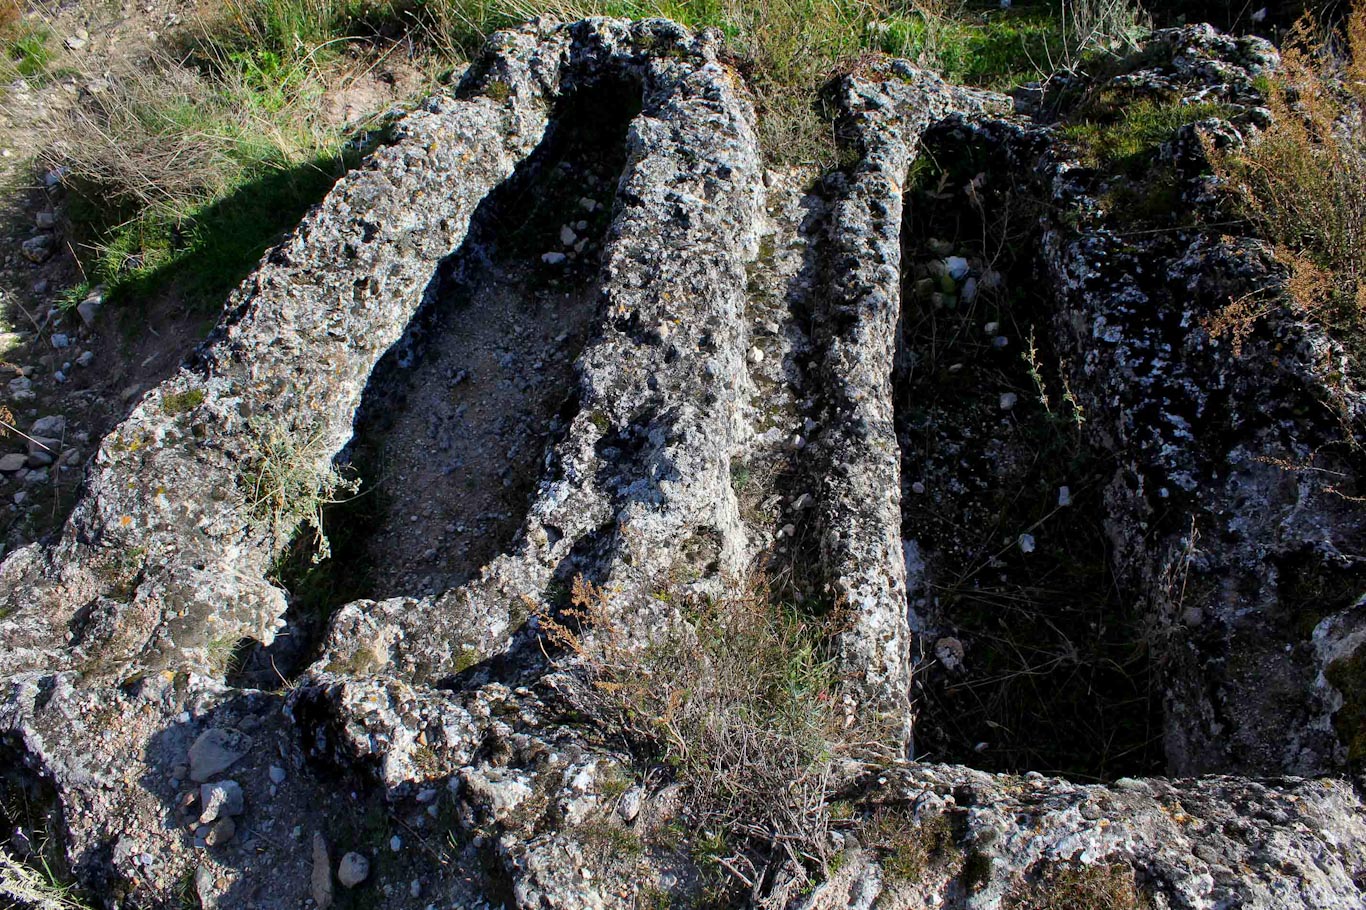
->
[1,17,1364,910]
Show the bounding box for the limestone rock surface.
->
[0,17,1363,910]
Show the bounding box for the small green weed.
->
[597,767,633,799]
[0,762,87,910]
[205,634,246,677]
[240,417,360,560]
[3,28,50,78]
[0,850,90,909]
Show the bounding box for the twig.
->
[715,857,754,889]
[395,816,450,868]
[0,418,55,452]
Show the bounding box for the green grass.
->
[1062,98,1235,173]
[1009,861,1153,910]
[866,810,960,882]
[32,0,1148,338]
[875,7,1062,87]
[75,150,363,315]
[1,25,50,79]
[0,0,52,83]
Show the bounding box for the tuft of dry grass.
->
[40,62,295,218]
[541,574,888,903]
[1207,1,1366,369]
[1009,860,1153,910]
[240,418,360,561]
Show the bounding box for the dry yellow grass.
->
[1207,2,1366,369]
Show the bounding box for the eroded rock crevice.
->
[897,123,1162,778]
[342,79,640,602]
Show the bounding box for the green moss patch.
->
[1325,647,1366,764]
[160,388,205,416]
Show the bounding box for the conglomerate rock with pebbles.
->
[1,16,1365,910]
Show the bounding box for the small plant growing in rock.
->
[205,634,244,677]
[240,417,358,561]
[865,808,960,883]
[1008,860,1152,910]
[539,574,877,903]
[0,850,90,910]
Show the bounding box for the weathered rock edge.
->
[0,17,1362,910]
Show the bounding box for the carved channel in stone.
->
[898,123,1163,778]
[230,80,643,686]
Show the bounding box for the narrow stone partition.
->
[801,66,1007,743]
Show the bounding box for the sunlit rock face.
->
[1,18,1363,910]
